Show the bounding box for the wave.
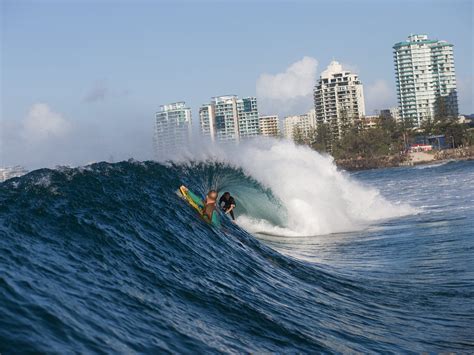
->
[0,143,469,353]
[165,138,416,236]
[414,160,454,169]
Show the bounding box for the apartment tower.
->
[393,34,458,127]
[154,102,192,157]
[259,115,280,137]
[199,95,259,142]
[313,61,365,140]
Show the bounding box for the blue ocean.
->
[1,140,473,353]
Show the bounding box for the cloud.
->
[257,56,318,101]
[2,101,153,170]
[340,62,359,74]
[83,83,109,103]
[364,79,397,114]
[256,56,318,116]
[83,81,131,103]
[21,103,72,142]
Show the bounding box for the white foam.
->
[161,137,416,236]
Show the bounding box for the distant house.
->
[414,135,449,149]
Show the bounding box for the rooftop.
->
[160,102,189,111]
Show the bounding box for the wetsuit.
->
[219,195,236,220]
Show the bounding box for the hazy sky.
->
[1,0,473,169]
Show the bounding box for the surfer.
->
[219,192,236,221]
[202,190,218,221]
[179,186,220,226]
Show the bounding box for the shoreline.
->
[336,146,474,171]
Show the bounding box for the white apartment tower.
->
[393,34,458,127]
[259,115,280,137]
[199,104,215,140]
[237,97,260,139]
[313,61,365,139]
[154,102,192,158]
[199,95,259,142]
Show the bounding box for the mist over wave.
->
[161,138,415,236]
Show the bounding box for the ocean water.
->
[0,140,473,353]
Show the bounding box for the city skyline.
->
[154,36,463,156]
[2,0,472,169]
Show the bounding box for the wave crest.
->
[167,138,416,236]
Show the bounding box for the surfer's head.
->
[207,190,218,201]
[223,192,230,199]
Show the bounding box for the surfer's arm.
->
[225,204,235,214]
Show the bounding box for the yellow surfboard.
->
[179,185,220,226]
[179,185,204,215]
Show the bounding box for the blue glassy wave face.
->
[0,158,473,353]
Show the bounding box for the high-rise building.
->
[259,115,280,137]
[199,104,215,141]
[237,97,260,139]
[393,34,458,127]
[283,109,317,142]
[199,95,259,142]
[313,61,365,139]
[154,102,192,157]
[212,95,239,142]
[283,115,300,140]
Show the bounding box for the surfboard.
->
[179,185,220,226]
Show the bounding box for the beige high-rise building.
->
[313,61,365,139]
[259,115,280,137]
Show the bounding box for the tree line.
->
[292,100,473,160]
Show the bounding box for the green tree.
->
[292,126,305,145]
[338,108,352,139]
[444,120,468,148]
[420,115,434,136]
[312,122,331,153]
[434,96,451,122]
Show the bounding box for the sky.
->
[1,0,473,169]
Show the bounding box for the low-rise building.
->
[358,115,380,130]
[409,144,433,153]
[415,134,449,149]
[458,115,472,124]
[380,107,401,122]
